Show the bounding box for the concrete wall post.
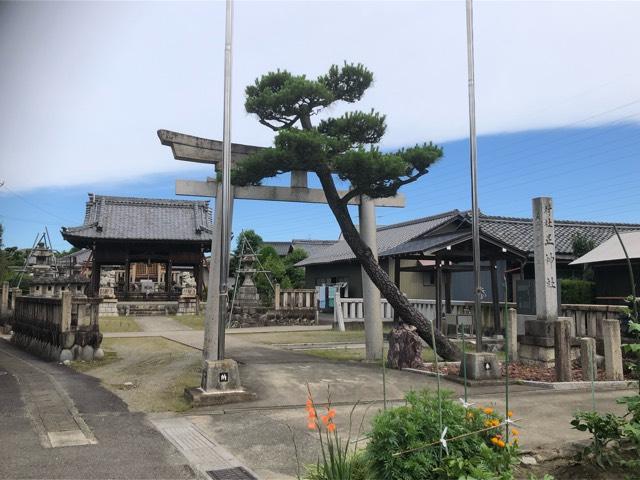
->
[554,318,572,382]
[359,195,383,360]
[580,337,597,382]
[60,291,72,332]
[10,287,21,311]
[603,318,624,381]
[1,281,9,316]
[274,283,280,311]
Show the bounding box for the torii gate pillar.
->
[359,196,383,360]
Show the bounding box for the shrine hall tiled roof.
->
[61,194,213,244]
[297,210,640,267]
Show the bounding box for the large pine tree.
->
[232,63,461,360]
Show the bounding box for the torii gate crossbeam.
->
[159,128,405,365]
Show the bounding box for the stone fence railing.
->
[558,304,626,339]
[334,294,625,338]
[11,292,103,362]
[274,284,317,311]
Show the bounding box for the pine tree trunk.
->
[316,167,462,361]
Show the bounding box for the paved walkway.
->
[134,315,192,332]
[0,339,197,479]
[103,324,635,479]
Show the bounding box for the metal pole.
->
[217,0,234,360]
[466,0,483,352]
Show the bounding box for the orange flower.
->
[483,407,494,415]
[507,410,513,418]
[511,428,519,436]
[327,408,336,419]
[321,415,330,425]
[306,398,313,409]
[497,440,506,448]
[307,421,316,430]
[308,408,317,418]
[327,423,336,433]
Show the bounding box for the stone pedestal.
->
[177,287,198,315]
[519,317,580,367]
[461,352,500,380]
[185,359,255,406]
[98,287,118,316]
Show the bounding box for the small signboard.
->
[219,372,229,383]
[516,280,536,315]
[516,278,562,316]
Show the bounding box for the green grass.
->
[71,337,202,413]
[99,316,141,333]
[301,346,438,363]
[170,314,204,330]
[238,329,370,345]
[69,339,121,372]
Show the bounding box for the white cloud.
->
[1,0,639,191]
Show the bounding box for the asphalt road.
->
[0,339,198,480]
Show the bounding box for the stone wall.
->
[228,308,317,328]
[11,293,103,362]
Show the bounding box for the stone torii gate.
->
[158,129,405,367]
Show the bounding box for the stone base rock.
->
[184,387,256,407]
[461,352,500,380]
[59,349,73,362]
[184,358,256,406]
[387,323,423,370]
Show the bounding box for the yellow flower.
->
[508,410,513,418]
[466,412,474,420]
[511,428,519,436]
[483,407,494,415]
[490,437,499,445]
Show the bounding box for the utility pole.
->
[217,0,234,360]
[465,0,483,352]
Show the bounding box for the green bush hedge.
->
[560,279,595,304]
[366,391,519,480]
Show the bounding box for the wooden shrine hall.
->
[383,229,528,334]
[62,194,212,301]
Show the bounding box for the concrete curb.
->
[402,367,639,391]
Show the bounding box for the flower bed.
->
[419,361,634,383]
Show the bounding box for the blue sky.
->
[1,1,639,249]
[2,121,639,250]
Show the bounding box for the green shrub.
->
[571,394,640,470]
[560,279,594,304]
[366,390,519,480]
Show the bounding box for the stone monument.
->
[233,253,260,312]
[519,197,576,369]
